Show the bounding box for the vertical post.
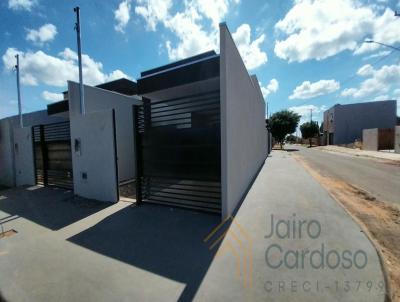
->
[39,125,48,186]
[74,6,85,115]
[134,105,143,204]
[15,55,23,128]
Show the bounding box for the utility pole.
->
[15,54,23,128]
[310,108,313,122]
[74,6,85,115]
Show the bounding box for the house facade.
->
[0,23,269,219]
[323,100,397,145]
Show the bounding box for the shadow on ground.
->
[67,204,220,302]
[0,186,110,230]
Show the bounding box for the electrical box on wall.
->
[81,172,87,182]
[74,138,81,156]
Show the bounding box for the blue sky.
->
[1,0,400,125]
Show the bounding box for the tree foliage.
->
[300,121,319,147]
[269,110,301,148]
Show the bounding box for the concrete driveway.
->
[0,151,387,301]
[0,185,219,302]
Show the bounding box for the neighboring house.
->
[0,23,268,219]
[0,110,67,187]
[323,100,397,145]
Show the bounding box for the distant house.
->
[323,100,397,145]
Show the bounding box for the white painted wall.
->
[13,127,35,186]
[68,81,141,183]
[220,23,267,218]
[69,109,118,202]
[362,128,378,151]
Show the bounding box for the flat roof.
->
[141,51,217,78]
[47,78,137,115]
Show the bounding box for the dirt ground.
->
[293,153,400,302]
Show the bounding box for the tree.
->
[269,110,301,149]
[300,121,319,147]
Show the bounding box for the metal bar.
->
[74,6,85,115]
[15,54,23,128]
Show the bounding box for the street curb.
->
[326,190,393,302]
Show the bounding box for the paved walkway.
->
[194,151,386,301]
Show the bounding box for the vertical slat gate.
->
[135,91,221,213]
[32,121,73,190]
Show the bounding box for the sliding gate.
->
[32,121,73,190]
[135,91,221,213]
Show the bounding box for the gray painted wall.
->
[69,109,118,202]
[0,119,14,187]
[220,23,267,218]
[68,81,141,183]
[13,127,35,186]
[395,126,400,154]
[329,100,396,145]
[0,110,67,187]
[362,128,378,151]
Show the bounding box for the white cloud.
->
[106,69,132,81]
[289,104,326,117]
[341,88,357,97]
[2,47,132,87]
[135,0,266,70]
[164,5,217,61]
[232,24,267,70]
[26,24,57,45]
[289,104,327,125]
[135,0,172,31]
[260,78,279,99]
[354,8,400,54]
[356,64,374,76]
[8,0,35,11]
[289,79,340,100]
[372,95,389,101]
[362,50,391,61]
[274,0,400,62]
[341,63,400,99]
[393,89,400,99]
[114,0,132,33]
[41,91,63,102]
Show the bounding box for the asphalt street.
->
[293,145,400,206]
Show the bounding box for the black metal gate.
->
[135,91,221,213]
[32,121,73,190]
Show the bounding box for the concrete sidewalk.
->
[317,145,400,162]
[194,151,386,301]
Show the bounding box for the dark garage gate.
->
[135,91,221,213]
[32,121,73,190]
